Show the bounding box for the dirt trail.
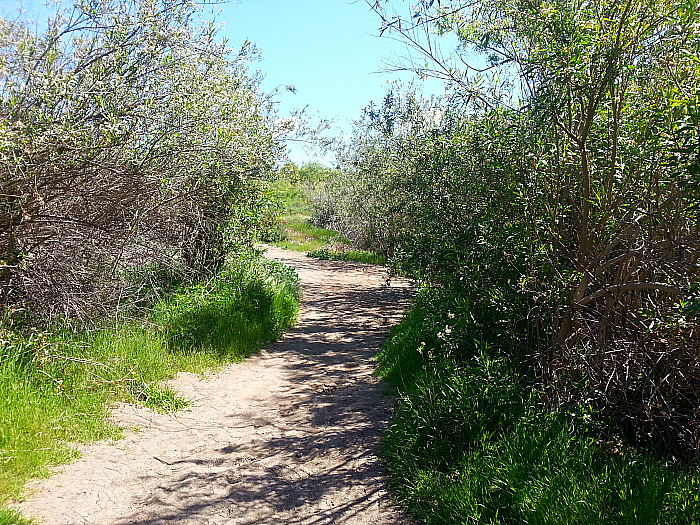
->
[18,246,413,525]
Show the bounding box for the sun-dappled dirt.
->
[18,246,414,524]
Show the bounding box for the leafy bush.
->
[331,73,700,456]
[0,0,282,321]
[378,281,532,393]
[351,0,700,461]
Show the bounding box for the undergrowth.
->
[269,165,386,263]
[274,218,351,252]
[0,508,31,525]
[267,167,347,252]
[0,250,299,510]
[378,285,700,524]
[306,248,386,265]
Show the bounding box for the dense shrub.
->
[348,0,700,460]
[327,77,700,459]
[0,0,281,322]
[379,293,700,524]
[309,0,700,519]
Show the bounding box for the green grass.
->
[269,171,349,252]
[129,381,190,413]
[306,248,387,265]
[0,250,300,512]
[273,217,352,252]
[275,217,388,265]
[268,168,386,264]
[270,179,315,217]
[0,508,32,525]
[378,287,700,525]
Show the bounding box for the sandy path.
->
[18,246,413,525]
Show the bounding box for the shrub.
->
[0,0,281,322]
[380,295,700,524]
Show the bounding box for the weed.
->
[379,288,700,524]
[129,382,189,413]
[0,508,32,525]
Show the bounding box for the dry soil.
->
[18,246,413,525]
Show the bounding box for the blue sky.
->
[218,0,447,165]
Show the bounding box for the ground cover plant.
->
[306,248,387,265]
[378,287,700,524]
[0,250,299,508]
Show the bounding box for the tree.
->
[359,0,700,458]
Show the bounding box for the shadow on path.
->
[109,248,414,525]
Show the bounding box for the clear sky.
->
[217,0,447,165]
[2,0,450,165]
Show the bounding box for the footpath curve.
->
[19,246,412,525]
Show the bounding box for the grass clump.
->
[274,218,351,252]
[153,254,299,356]
[306,248,386,265]
[0,250,299,509]
[378,286,700,525]
[0,508,32,525]
[129,382,189,413]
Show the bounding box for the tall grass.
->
[0,250,299,509]
[378,287,700,524]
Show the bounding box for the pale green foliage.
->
[317,85,443,254]
[0,0,281,320]
[333,1,700,516]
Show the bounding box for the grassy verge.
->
[378,286,700,524]
[268,169,385,264]
[0,250,299,513]
[277,218,387,264]
[273,217,388,265]
[306,248,387,265]
[273,216,351,252]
